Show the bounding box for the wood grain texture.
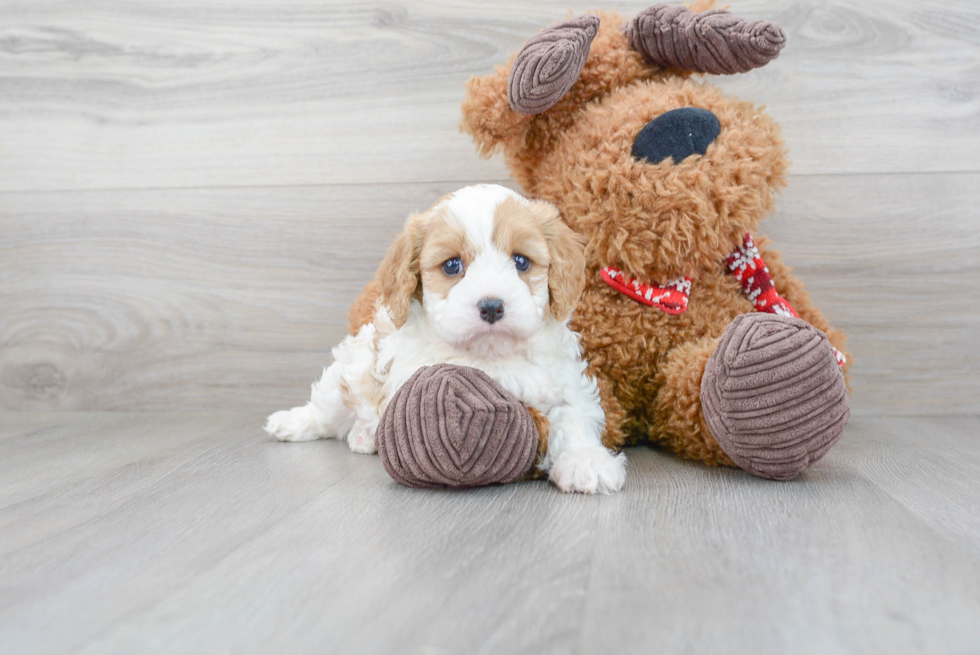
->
[1,5,977,653]
[0,412,978,654]
[0,0,978,193]
[1,0,978,412]
[579,414,980,654]
[2,173,977,412]
[0,181,482,410]
[764,172,980,413]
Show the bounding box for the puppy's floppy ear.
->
[376,211,429,328]
[529,200,587,321]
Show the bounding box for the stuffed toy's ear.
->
[461,15,599,157]
[624,4,786,74]
[461,62,534,158]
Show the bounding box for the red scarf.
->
[600,233,846,366]
[599,268,691,315]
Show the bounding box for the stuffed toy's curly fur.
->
[457,3,851,480]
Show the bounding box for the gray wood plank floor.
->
[1,412,979,654]
[2,1,979,652]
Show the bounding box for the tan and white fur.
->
[265,184,625,494]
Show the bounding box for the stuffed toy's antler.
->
[508,15,600,114]
[624,5,786,74]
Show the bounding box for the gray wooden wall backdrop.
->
[1,0,977,413]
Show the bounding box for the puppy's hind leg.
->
[347,411,380,455]
[265,362,356,443]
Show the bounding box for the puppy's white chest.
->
[483,360,563,414]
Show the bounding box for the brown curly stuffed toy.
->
[459,3,851,480]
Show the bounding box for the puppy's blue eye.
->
[513,254,531,272]
[441,258,462,276]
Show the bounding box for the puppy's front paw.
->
[264,407,323,442]
[550,446,626,494]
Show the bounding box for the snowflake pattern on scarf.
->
[600,233,846,367]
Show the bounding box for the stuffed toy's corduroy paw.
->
[700,313,850,481]
[376,364,543,488]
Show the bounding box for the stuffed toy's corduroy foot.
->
[700,313,850,481]
[376,364,541,488]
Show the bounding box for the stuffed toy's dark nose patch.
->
[632,107,721,164]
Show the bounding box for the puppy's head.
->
[377,185,585,347]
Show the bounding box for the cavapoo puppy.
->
[265,184,625,494]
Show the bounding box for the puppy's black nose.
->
[478,298,504,324]
[632,107,721,165]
